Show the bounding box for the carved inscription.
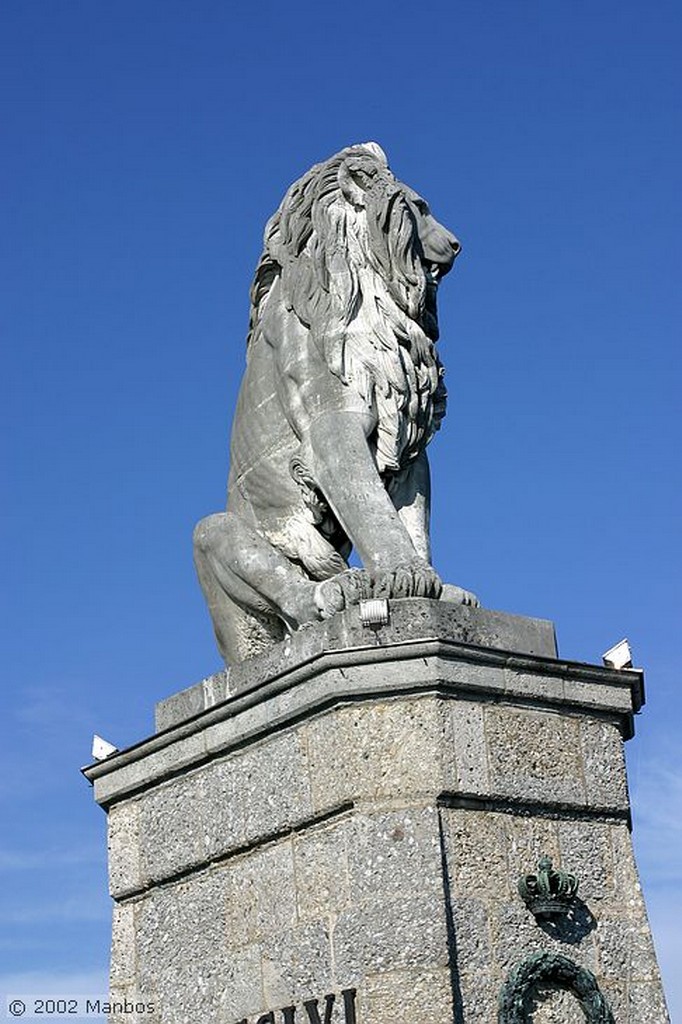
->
[235,988,356,1024]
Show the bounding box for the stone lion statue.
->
[194,143,477,664]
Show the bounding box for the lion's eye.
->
[413,199,429,216]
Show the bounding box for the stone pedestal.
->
[84,600,670,1023]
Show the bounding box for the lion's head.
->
[248,143,460,472]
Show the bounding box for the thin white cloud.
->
[1,898,110,926]
[0,846,103,871]
[631,744,682,885]
[12,686,95,730]
[645,896,682,1023]
[0,970,108,995]
[629,739,682,1020]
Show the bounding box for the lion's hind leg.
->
[193,514,283,663]
[193,511,321,664]
[212,592,286,664]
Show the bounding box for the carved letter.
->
[281,1008,296,1024]
[341,989,357,1024]
[303,994,335,1024]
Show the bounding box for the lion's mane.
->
[247,143,448,473]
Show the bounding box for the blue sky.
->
[2,0,680,1018]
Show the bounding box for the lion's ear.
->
[338,160,370,208]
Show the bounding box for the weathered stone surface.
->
[629,981,671,1021]
[530,988,585,1023]
[359,968,454,1023]
[156,599,557,726]
[89,638,642,815]
[203,731,313,857]
[155,671,229,732]
[303,699,444,812]
[485,705,585,805]
[134,872,232,1023]
[107,801,146,898]
[261,921,334,1008]
[556,819,615,906]
[581,718,629,810]
[213,945,265,1022]
[445,699,490,794]
[109,904,137,990]
[346,806,442,909]
[598,917,661,981]
[293,820,351,922]
[137,772,205,882]
[90,624,669,1023]
[224,841,298,947]
[332,889,449,983]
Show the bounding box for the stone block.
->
[108,801,146,898]
[303,698,443,812]
[503,666,560,704]
[110,904,137,989]
[484,705,586,805]
[134,872,234,1023]
[599,977,628,1024]
[204,731,313,857]
[503,814,562,887]
[458,968,498,1023]
[440,807,511,901]
[261,922,334,1008]
[154,678,212,733]
[580,718,629,810]
[332,891,449,984]
[445,700,489,794]
[449,897,493,972]
[293,820,351,922]
[223,841,297,947]
[137,773,205,883]
[360,968,455,1024]
[346,806,442,904]
[215,946,265,1022]
[557,819,614,906]
[628,981,671,1023]
[609,822,646,914]
[597,917,661,982]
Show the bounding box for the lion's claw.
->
[315,561,448,620]
[314,568,372,619]
[371,560,442,600]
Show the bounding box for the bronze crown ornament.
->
[518,856,579,919]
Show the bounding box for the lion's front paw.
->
[370,560,443,600]
[440,583,480,608]
[314,568,372,619]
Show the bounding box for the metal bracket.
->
[359,599,390,628]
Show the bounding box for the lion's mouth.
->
[426,262,445,284]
